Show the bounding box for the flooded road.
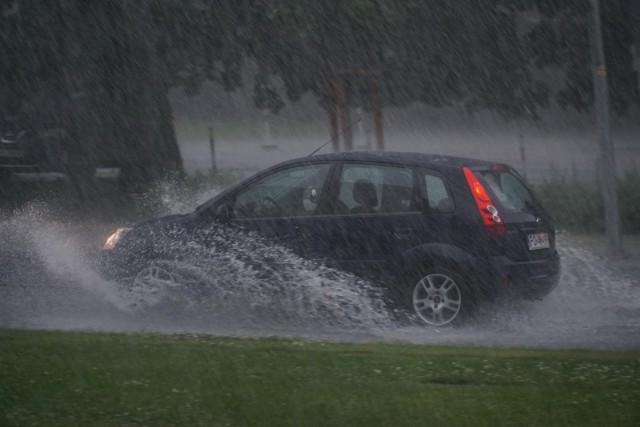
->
[1,215,639,350]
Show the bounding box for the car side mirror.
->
[214,203,233,222]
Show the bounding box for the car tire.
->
[124,264,178,308]
[403,266,474,327]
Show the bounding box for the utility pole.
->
[591,0,623,256]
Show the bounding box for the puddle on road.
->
[1,208,639,350]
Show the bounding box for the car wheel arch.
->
[398,243,486,309]
[401,243,476,280]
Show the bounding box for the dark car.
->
[102,151,560,326]
[1,113,70,200]
[1,113,38,186]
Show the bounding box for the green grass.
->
[1,329,639,426]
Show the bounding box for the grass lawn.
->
[1,328,639,426]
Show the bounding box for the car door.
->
[312,162,460,280]
[223,161,334,259]
[310,162,419,278]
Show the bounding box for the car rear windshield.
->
[475,168,538,214]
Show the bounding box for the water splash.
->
[118,225,392,330]
[1,203,130,311]
[0,202,392,333]
[132,174,236,217]
[1,200,638,349]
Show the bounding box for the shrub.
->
[619,169,640,234]
[537,169,640,234]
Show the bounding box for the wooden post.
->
[519,133,527,180]
[371,73,384,151]
[208,127,217,176]
[326,78,340,153]
[327,70,383,152]
[336,77,353,151]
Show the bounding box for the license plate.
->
[527,233,550,250]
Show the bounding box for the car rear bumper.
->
[488,250,560,300]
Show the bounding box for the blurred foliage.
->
[243,0,640,118]
[538,168,640,234]
[539,172,604,233]
[619,169,640,234]
[2,0,639,124]
[516,0,640,115]
[248,0,546,118]
[0,0,639,197]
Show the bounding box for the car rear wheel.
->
[410,268,468,326]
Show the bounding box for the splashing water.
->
[1,203,130,311]
[132,174,238,217]
[0,202,392,335]
[117,225,392,331]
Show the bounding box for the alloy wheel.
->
[130,266,176,307]
[412,272,462,326]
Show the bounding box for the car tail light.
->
[463,167,505,236]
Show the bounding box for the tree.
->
[518,0,639,115]
[0,0,248,193]
[239,0,549,118]
[2,0,638,198]
[242,0,640,119]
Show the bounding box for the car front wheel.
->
[127,265,178,308]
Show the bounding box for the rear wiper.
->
[524,198,541,214]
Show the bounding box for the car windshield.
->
[476,168,538,214]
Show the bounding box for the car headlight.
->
[103,227,132,250]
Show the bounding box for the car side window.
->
[336,164,416,214]
[232,163,331,218]
[423,173,454,212]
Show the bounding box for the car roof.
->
[281,151,499,170]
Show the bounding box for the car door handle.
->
[291,225,313,239]
[393,228,414,240]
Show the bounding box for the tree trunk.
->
[92,1,183,192]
